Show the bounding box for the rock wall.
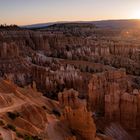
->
[88,69,140,130]
[59,89,103,140]
[32,65,86,99]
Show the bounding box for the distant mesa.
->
[22,19,140,30]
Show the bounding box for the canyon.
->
[0,23,139,140]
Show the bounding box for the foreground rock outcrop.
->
[59,89,113,140]
[0,80,58,139]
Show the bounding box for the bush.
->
[24,135,32,140]
[6,124,16,131]
[7,112,20,120]
[42,106,47,110]
[52,109,61,117]
[32,136,42,140]
[24,135,41,140]
[16,131,24,138]
[0,120,5,126]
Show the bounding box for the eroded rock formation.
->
[88,69,140,130]
[0,24,140,140]
[59,89,112,140]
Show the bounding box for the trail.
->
[47,115,64,140]
[0,101,25,114]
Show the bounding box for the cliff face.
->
[0,42,19,58]
[0,80,58,140]
[59,89,101,140]
[62,107,97,140]
[88,69,127,112]
[88,69,140,130]
[0,41,31,86]
[32,65,86,99]
[58,89,114,140]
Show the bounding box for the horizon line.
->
[1,18,140,26]
[21,18,140,26]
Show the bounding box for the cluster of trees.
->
[0,24,19,29]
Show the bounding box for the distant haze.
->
[0,0,140,25]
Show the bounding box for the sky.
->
[0,0,140,25]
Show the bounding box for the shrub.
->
[24,135,32,140]
[16,131,24,138]
[7,112,20,120]
[32,136,42,140]
[6,124,16,131]
[24,135,41,140]
[0,120,5,126]
[52,109,61,117]
[42,106,47,110]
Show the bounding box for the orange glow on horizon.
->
[1,0,140,26]
[130,10,140,19]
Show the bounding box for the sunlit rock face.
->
[88,69,127,112]
[0,80,57,139]
[58,89,111,140]
[88,69,140,130]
